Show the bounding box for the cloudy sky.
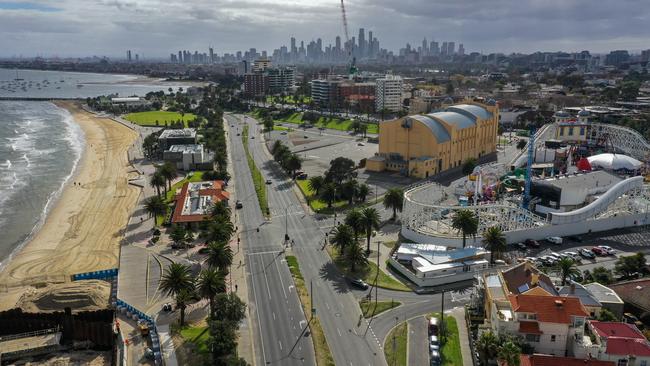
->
[1,0,649,58]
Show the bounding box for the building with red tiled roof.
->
[518,354,614,366]
[573,320,650,365]
[171,180,230,225]
[608,278,650,322]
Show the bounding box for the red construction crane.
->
[339,0,357,77]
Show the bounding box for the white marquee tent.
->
[587,153,643,171]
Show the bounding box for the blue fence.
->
[115,299,162,363]
[72,268,119,281]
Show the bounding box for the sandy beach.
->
[0,101,139,308]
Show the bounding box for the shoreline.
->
[0,100,139,307]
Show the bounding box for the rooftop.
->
[590,321,646,340]
[605,337,650,356]
[558,282,602,308]
[159,128,197,139]
[508,294,588,324]
[500,262,558,296]
[519,354,614,366]
[396,244,487,265]
[169,144,203,153]
[536,170,621,191]
[171,181,229,223]
[583,283,624,305]
[608,278,650,312]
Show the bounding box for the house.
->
[171,181,229,226]
[560,282,603,318]
[573,321,650,366]
[584,283,625,319]
[608,279,650,323]
[518,353,615,366]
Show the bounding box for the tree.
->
[197,268,226,317]
[325,157,356,184]
[340,179,358,205]
[159,162,177,191]
[497,340,521,366]
[206,241,234,274]
[144,196,167,225]
[160,263,195,326]
[203,216,235,244]
[210,201,232,219]
[383,188,404,220]
[614,253,646,279]
[476,331,499,366]
[555,257,580,286]
[284,154,302,178]
[598,308,619,322]
[345,209,365,241]
[451,209,479,248]
[175,289,194,326]
[320,183,338,208]
[620,80,640,101]
[330,224,355,254]
[213,292,247,323]
[361,207,380,254]
[445,82,455,95]
[462,157,478,176]
[308,175,325,196]
[482,226,506,264]
[516,139,527,150]
[263,115,274,136]
[592,266,614,285]
[149,171,166,197]
[271,140,283,155]
[170,224,187,246]
[356,183,370,202]
[345,242,368,272]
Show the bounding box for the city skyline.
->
[1,0,649,58]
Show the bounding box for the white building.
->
[162,144,213,171]
[573,321,650,365]
[375,74,403,112]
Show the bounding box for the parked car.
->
[494,259,506,265]
[429,335,440,352]
[525,239,540,248]
[349,278,369,290]
[597,245,616,255]
[296,173,308,180]
[428,317,439,335]
[515,242,527,251]
[592,246,606,256]
[265,179,272,184]
[547,236,563,245]
[235,200,243,209]
[430,350,441,365]
[563,251,580,261]
[579,248,596,259]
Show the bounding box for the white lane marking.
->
[278,340,283,350]
[325,302,330,311]
[273,312,276,320]
[337,328,342,337]
[262,264,272,300]
[274,256,288,299]
[249,257,268,364]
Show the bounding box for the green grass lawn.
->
[124,111,197,127]
[327,246,411,292]
[273,112,378,134]
[359,299,401,318]
[242,125,269,216]
[384,322,407,366]
[429,313,463,366]
[177,325,210,365]
[296,179,348,213]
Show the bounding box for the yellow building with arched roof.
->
[366,100,499,178]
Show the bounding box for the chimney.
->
[554,299,564,307]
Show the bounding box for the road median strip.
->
[241,124,269,216]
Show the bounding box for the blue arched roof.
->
[409,115,451,143]
[445,104,493,120]
[428,111,476,130]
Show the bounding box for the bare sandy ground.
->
[0,101,139,309]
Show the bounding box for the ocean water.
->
[0,68,187,98]
[0,101,84,268]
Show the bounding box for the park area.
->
[124,110,197,127]
[254,110,378,134]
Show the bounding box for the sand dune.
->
[0,101,139,307]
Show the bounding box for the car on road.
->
[579,248,596,259]
[592,246,607,256]
[280,131,287,135]
[349,278,369,290]
[251,136,255,139]
[597,245,616,255]
[235,200,243,209]
[357,142,365,146]
[547,236,563,245]
[525,239,540,248]
[236,133,240,136]
[265,179,272,184]
[515,242,527,251]
[568,235,583,242]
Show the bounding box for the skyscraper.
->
[430,41,439,56]
[209,47,214,63]
[458,44,465,56]
[441,42,448,56]
[127,50,132,62]
[448,42,455,55]
[358,28,365,57]
[422,38,428,56]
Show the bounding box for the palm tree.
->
[175,289,193,326]
[556,257,580,286]
[341,179,358,205]
[197,268,226,317]
[160,263,195,326]
[149,171,166,197]
[345,209,364,241]
[345,242,368,273]
[203,216,235,244]
[284,154,302,178]
[476,331,499,366]
[159,162,177,191]
[320,183,337,208]
[361,207,380,254]
[383,188,404,220]
[205,241,234,274]
[209,201,231,219]
[497,340,521,366]
[308,176,325,196]
[451,209,479,248]
[330,224,355,254]
[356,183,370,202]
[482,226,506,264]
[144,196,167,225]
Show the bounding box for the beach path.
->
[0,101,139,291]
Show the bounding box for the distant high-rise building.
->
[178,50,182,63]
[441,42,448,56]
[458,43,465,56]
[127,50,132,62]
[422,38,428,56]
[431,41,439,56]
[209,47,214,63]
[375,74,403,112]
[447,42,455,55]
[605,50,630,66]
[358,28,366,57]
[335,36,341,51]
[135,54,139,62]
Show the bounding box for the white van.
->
[547,236,563,245]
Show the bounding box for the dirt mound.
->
[17,280,111,312]
[30,350,111,365]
